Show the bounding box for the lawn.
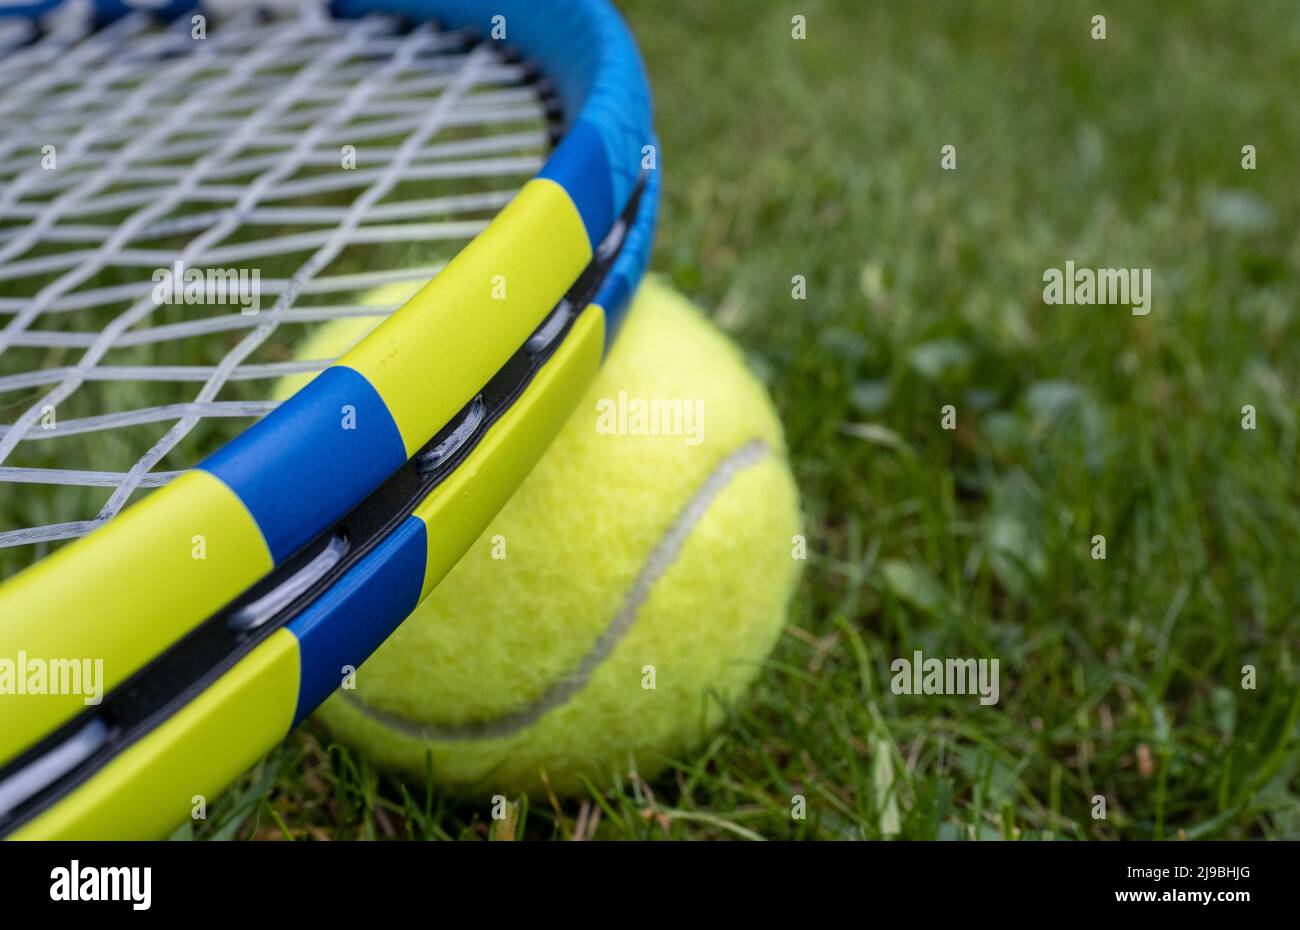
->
[194,0,1299,840]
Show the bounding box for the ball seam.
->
[339,438,773,742]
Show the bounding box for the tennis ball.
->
[315,276,802,796]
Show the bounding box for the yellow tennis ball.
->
[314,276,803,796]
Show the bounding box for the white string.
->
[0,11,549,567]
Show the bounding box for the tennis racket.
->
[0,0,656,838]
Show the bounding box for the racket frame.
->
[0,0,656,838]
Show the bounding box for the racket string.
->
[0,12,551,568]
[91,31,498,523]
[0,17,380,481]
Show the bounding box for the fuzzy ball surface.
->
[315,277,802,796]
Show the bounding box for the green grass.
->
[195,0,1299,840]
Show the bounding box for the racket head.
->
[0,0,656,836]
